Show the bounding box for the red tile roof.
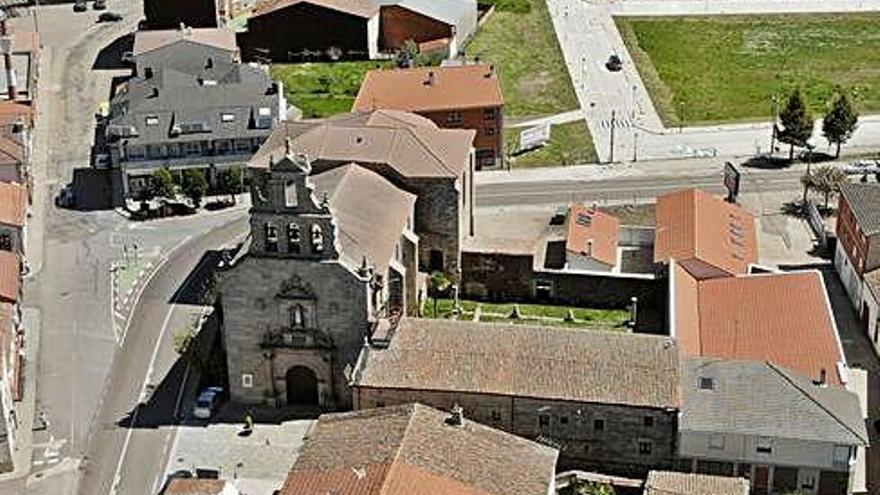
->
[254,0,378,18]
[0,181,26,226]
[0,251,20,303]
[280,404,557,495]
[164,478,228,494]
[566,204,619,267]
[655,189,757,277]
[353,65,504,113]
[673,267,845,385]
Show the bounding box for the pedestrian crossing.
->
[597,117,635,130]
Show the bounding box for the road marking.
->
[108,235,203,495]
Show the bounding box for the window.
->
[311,224,324,252]
[643,416,654,427]
[638,440,652,455]
[491,410,502,421]
[559,416,569,425]
[255,107,272,129]
[287,223,301,253]
[833,445,851,467]
[241,374,253,388]
[593,419,604,431]
[447,111,461,124]
[265,223,278,252]
[185,141,201,156]
[483,108,496,121]
[145,116,159,126]
[235,139,252,153]
[709,434,725,450]
[144,67,153,79]
[484,126,495,136]
[375,401,385,408]
[756,437,772,454]
[0,233,11,251]
[126,146,145,160]
[698,377,715,390]
[801,474,816,490]
[221,113,235,123]
[538,414,550,427]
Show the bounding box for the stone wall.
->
[221,256,368,409]
[353,386,677,477]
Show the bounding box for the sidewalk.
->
[0,308,41,482]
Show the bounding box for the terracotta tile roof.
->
[673,267,845,385]
[0,135,22,166]
[354,318,681,409]
[280,403,558,495]
[251,110,474,178]
[310,163,415,272]
[655,189,757,276]
[566,204,619,267]
[840,182,880,236]
[645,471,749,495]
[164,478,228,494]
[0,101,33,126]
[133,27,238,56]
[254,0,378,18]
[353,65,504,113]
[0,252,20,303]
[0,181,26,227]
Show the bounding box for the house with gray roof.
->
[835,183,880,358]
[106,49,285,198]
[131,26,239,80]
[679,357,868,495]
[351,317,681,477]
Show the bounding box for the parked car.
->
[93,0,107,9]
[97,11,123,22]
[93,153,110,169]
[192,387,223,419]
[56,186,76,208]
[73,0,87,12]
[605,54,623,72]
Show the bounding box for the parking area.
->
[162,419,314,495]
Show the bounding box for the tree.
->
[394,39,419,68]
[427,271,451,317]
[219,166,245,196]
[181,169,208,207]
[822,91,859,158]
[572,481,615,495]
[777,89,814,161]
[151,168,176,199]
[802,165,847,208]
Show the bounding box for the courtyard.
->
[616,13,880,126]
[424,297,630,329]
[270,61,392,118]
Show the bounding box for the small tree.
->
[151,168,176,199]
[394,39,419,68]
[777,89,814,161]
[219,166,244,196]
[181,169,208,207]
[822,91,859,158]
[428,271,451,317]
[803,165,847,208]
[573,481,615,495]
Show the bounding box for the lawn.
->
[505,121,597,167]
[466,0,580,118]
[423,298,629,330]
[616,14,880,126]
[270,61,393,118]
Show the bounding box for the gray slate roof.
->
[681,357,868,446]
[840,182,880,235]
[354,318,681,409]
[108,64,278,146]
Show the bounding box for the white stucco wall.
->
[860,285,880,356]
[836,242,863,307]
[367,14,380,59]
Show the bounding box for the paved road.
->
[546,0,880,162]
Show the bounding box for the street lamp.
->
[802,142,815,205]
[678,101,685,133]
[769,94,780,155]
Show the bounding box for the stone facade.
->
[353,386,677,477]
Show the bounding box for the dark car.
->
[97,11,122,22]
[73,0,87,12]
[94,0,107,9]
[605,54,623,72]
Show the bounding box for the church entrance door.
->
[285,366,318,405]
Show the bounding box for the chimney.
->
[150,87,159,98]
[815,368,827,386]
[445,404,463,427]
[179,22,186,32]
[485,64,494,78]
[424,71,435,86]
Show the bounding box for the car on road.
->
[73,0,87,11]
[192,387,223,420]
[605,54,623,72]
[94,0,107,9]
[97,11,123,22]
[56,186,75,208]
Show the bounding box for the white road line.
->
[107,235,204,495]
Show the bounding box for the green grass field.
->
[616,14,880,126]
[424,298,629,330]
[505,121,597,167]
[466,0,580,118]
[271,61,392,118]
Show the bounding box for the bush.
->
[181,169,208,207]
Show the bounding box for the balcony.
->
[260,326,333,350]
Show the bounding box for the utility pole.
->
[632,131,638,162]
[0,10,17,101]
[609,110,616,163]
[770,94,779,155]
[678,101,685,133]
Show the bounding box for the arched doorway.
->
[285,366,318,405]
